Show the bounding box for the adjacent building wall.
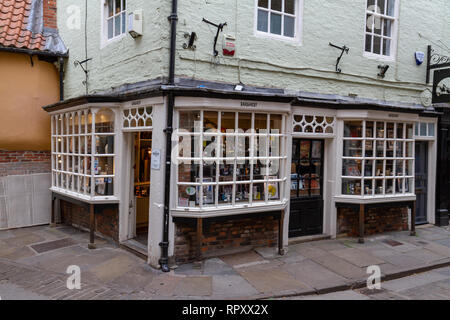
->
[59,0,450,106]
[0,52,58,151]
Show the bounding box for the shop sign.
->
[432,68,450,103]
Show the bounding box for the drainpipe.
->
[159,0,178,273]
[59,57,64,101]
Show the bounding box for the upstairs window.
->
[364,0,398,59]
[256,0,300,40]
[106,0,127,40]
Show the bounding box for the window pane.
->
[387,0,396,16]
[253,183,265,202]
[344,121,363,137]
[284,15,295,37]
[364,160,374,176]
[95,136,114,154]
[221,112,235,132]
[238,113,252,132]
[270,13,282,35]
[343,159,362,176]
[395,141,404,157]
[386,160,394,176]
[375,160,384,176]
[219,185,233,204]
[396,123,403,139]
[406,142,413,157]
[285,0,295,14]
[406,160,414,176]
[386,179,394,194]
[396,160,404,176]
[178,163,200,183]
[235,184,250,203]
[420,122,427,136]
[179,111,201,132]
[406,124,414,139]
[268,181,280,200]
[204,111,218,132]
[364,180,373,195]
[257,10,268,32]
[365,141,374,157]
[383,38,391,56]
[378,0,386,14]
[258,0,268,8]
[366,15,373,32]
[255,114,267,133]
[270,114,283,133]
[373,36,381,54]
[383,19,392,37]
[365,121,374,138]
[271,0,282,11]
[95,157,114,175]
[203,161,217,182]
[115,0,121,13]
[428,123,435,137]
[375,179,384,194]
[342,179,362,196]
[122,12,126,34]
[387,123,395,138]
[96,109,115,133]
[108,0,114,17]
[114,15,121,36]
[178,185,197,207]
[219,163,234,182]
[122,0,126,10]
[386,141,394,157]
[365,34,372,52]
[236,161,251,181]
[95,177,114,196]
[367,0,376,10]
[201,185,215,206]
[343,140,363,157]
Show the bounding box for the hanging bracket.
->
[329,42,349,73]
[202,18,227,56]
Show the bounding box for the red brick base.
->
[59,200,119,241]
[337,206,409,237]
[0,151,51,177]
[174,213,280,265]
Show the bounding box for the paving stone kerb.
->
[0,225,449,300]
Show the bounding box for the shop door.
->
[289,139,324,238]
[130,132,152,245]
[415,141,428,225]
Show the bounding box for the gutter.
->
[0,46,68,58]
[159,0,178,273]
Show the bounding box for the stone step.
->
[120,240,148,260]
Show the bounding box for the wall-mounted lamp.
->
[378,65,390,78]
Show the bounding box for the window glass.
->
[176,111,286,208]
[257,0,298,39]
[364,0,396,57]
[342,120,414,198]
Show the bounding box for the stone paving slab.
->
[211,275,258,298]
[282,260,349,291]
[331,248,386,267]
[174,276,212,297]
[237,265,311,294]
[382,271,450,292]
[307,252,367,280]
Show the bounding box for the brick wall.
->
[59,200,119,241]
[0,151,51,177]
[43,0,57,29]
[174,213,280,265]
[337,206,409,237]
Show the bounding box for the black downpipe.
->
[159,0,178,273]
[59,57,64,101]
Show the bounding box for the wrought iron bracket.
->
[329,42,349,73]
[202,18,227,56]
[183,32,197,50]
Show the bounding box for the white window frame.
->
[254,0,303,43]
[50,108,119,203]
[101,0,127,47]
[339,120,415,200]
[173,110,288,213]
[363,0,399,62]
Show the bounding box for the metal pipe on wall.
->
[159,0,178,273]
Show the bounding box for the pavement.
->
[0,224,449,300]
[281,266,450,300]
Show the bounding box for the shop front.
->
[43,89,439,268]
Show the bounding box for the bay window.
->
[51,108,117,200]
[341,120,415,197]
[175,110,287,209]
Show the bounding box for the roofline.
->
[42,78,438,116]
[0,45,68,58]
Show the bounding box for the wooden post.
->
[50,197,56,228]
[196,218,203,262]
[279,210,285,255]
[410,201,416,236]
[88,204,96,249]
[359,204,365,244]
